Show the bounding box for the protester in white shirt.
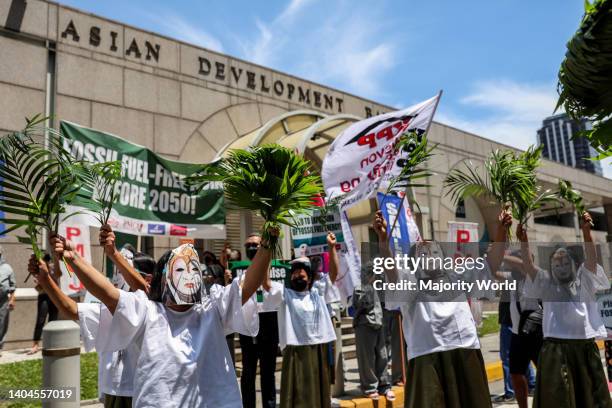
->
[38,228,275,408]
[499,250,542,408]
[375,209,511,408]
[27,225,150,408]
[261,233,338,408]
[517,213,611,408]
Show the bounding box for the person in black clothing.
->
[240,233,279,408]
[27,254,59,355]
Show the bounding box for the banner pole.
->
[387,90,443,243]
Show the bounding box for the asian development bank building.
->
[1,0,612,348]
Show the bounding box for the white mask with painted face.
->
[551,248,577,285]
[111,247,134,292]
[414,241,445,280]
[162,244,203,305]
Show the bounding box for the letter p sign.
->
[66,227,81,241]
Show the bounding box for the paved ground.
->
[0,333,527,407]
[1,333,607,407]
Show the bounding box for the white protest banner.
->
[321,93,441,210]
[597,290,612,338]
[335,211,361,302]
[57,222,88,296]
[291,208,345,256]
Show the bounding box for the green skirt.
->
[405,348,491,408]
[533,338,612,408]
[280,344,331,408]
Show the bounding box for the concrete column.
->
[42,320,80,408]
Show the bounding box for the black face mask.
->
[290,277,308,291]
[245,245,258,260]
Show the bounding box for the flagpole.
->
[388,90,443,242]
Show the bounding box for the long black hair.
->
[150,250,172,302]
[133,252,156,275]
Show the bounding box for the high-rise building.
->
[537,113,603,176]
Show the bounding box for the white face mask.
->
[551,250,576,284]
[162,244,203,305]
[415,242,445,280]
[111,247,134,292]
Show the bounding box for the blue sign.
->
[377,192,410,256]
[147,223,166,235]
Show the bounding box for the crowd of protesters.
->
[5,207,609,408]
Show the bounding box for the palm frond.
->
[78,161,123,225]
[0,116,88,259]
[385,131,437,195]
[444,145,554,232]
[315,193,344,231]
[557,179,594,226]
[556,0,612,159]
[187,144,322,254]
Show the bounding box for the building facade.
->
[1,0,612,348]
[537,113,603,176]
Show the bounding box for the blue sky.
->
[56,0,610,176]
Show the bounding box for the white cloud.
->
[438,79,559,149]
[143,12,224,52]
[237,1,397,100]
[277,0,315,24]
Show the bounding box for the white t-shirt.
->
[312,273,342,305]
[96,279,259,408]
[388,265,485,360]
[78,303,138,398]
[264,281,336,349]
[509,277,541,335]
[400,301,480,360]
[526,263,609,340]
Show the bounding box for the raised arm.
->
[516,224,538,280]
[50,235,120,314]
[373,210,398,283]
[581,212,597,273]
[220,242,231,269]
[241,228,277,305]
[327,232,339,284]
[28,255,78,320]
[100,225,148,294]
[486,207,512,275]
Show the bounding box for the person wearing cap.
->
[517,213,612,408]
[261,231,338,408]
[0,245,16,356]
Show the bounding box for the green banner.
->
[229,259,291,286]
[60,121,225,238]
